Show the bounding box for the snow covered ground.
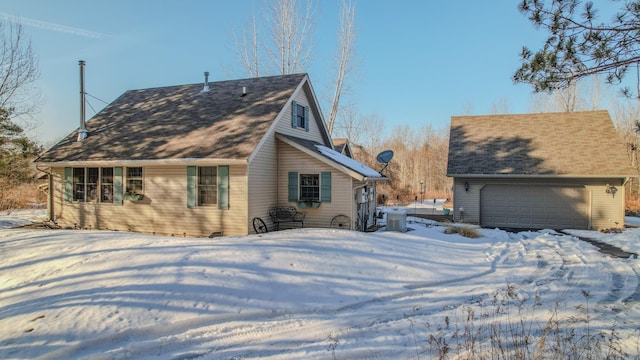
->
[0,208,639,359]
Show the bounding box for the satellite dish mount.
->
[376,150,394,175]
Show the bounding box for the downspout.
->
[36,165,54,222]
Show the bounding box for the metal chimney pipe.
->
[77,60,88,141]
[202,71,210,92]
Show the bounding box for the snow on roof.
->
[315,144,383,178]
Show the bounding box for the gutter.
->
[363,176,389,182]
[447,174,638,179]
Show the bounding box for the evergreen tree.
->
[514,0,640,98]
[0,107,41,182]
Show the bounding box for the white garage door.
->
[480,185,589,229]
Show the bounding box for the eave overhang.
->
[34,158,249,168]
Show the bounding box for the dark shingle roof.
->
[37,73,307,163]
[447,111,636,177]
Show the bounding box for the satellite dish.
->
[376,150,394,174]
[376,150,394,164]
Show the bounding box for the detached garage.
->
[447,111,636,230]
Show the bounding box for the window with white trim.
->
[86,168,99,202]
[72,167,114,203]
[73,168,85,201]
[101,168,114,202]
[126,167,144,194]
[296,103,306,128]
[299,174,320,201]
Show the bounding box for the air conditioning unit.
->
[386,209,407,232]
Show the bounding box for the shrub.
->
[444,225,481,238]
[0,180,46,211]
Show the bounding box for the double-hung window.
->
[101,168,114,202]
[126,167,143,194]
[299,174,320,201]
[291,101,309,131]
[198,166,217,206]
[288,171,331,203]
[86,168,99,202]
[73,168,85,201]
[187,165,228,209]
[296,104,306,128]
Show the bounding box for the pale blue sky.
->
[2,1,563,146]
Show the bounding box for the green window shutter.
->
[291,100,298,128]
[114,167,123,205]
[321,171,332,202]
[64,167,72,203]
[187,166,196,208]
[304,105,310,132]
[218,165,229,210]
[288,172,298,202]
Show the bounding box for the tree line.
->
[3,0,640,210]
[0,20,43,209]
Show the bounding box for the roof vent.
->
[241,86,247,97]
[201,71,210,93]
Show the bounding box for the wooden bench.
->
[269,206,305,230]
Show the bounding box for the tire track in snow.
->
[37,230,639,360]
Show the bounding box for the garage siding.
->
[588,183,626,229]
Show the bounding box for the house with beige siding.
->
[447,110,636,230]
[35,73,386,237]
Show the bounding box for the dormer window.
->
[291,100,309,132]
[296,104,306,128]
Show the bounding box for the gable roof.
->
[447,110,636,177]
[36,73,308,164]
[276,133,387,181]
[332,138,353,158]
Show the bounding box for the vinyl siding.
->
[588,180,626,229]
[278,142,353,229]
[274,87,325,144]
[247,134,279,233]
[452,178,480,223]
[50,165,248,237]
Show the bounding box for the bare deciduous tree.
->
[611,99,640,207]
[266,0,315,75]
[490,97,510,114]
[232,0,315,77]
[0,19,40,118]
[530,76,608,112]
[370,123,451,202]
[233,15,261,77]
[333,104,365,145]
[327,0,356,135]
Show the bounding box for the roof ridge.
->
[128,73,308,93]
[451,109,609,119]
